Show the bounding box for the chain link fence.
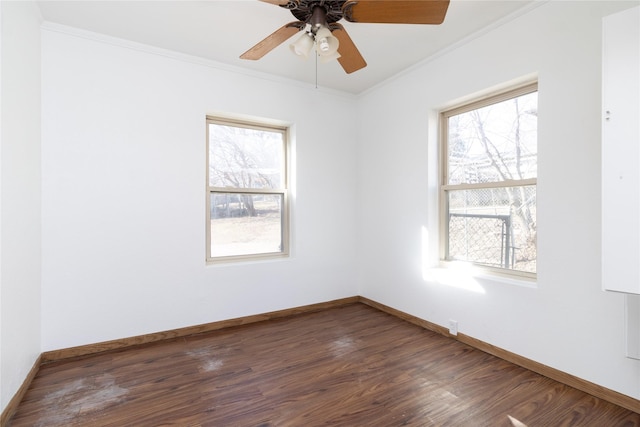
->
[447,186,536,273]
[449,213,514,269]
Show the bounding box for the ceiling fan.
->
[240,0,450,74]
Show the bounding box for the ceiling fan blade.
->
[343,0,450,25]
[259,0,299,7]
[331,23,367,74]
[240,22,302,60]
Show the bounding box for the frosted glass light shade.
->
[314,27,339,56]
[290,32,314,59]
[319,51,341,63]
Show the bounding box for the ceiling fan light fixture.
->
[289,31,315,59]
[314,26,339,56]
[318,50,341,63]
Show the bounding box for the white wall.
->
[40,27,359,351]
[0,1,42,412]
[357,1,640,399]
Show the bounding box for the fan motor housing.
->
[289,1,346,24]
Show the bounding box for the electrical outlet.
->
[449,319,458,336]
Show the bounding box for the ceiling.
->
[37,0,536,95]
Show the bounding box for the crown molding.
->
[39,21,357,100]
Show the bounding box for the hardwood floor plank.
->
[8,303,640,426]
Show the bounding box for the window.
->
[440,83,538,276]
[206,117,289,262]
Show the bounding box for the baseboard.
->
[358,296,450,336]
[0,354,42,427]
[41,296,360,363]
[456,333,640,413]
[358,296,640,414]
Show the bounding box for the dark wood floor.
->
[9,303,640,426]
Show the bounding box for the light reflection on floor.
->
[508,414,528,426]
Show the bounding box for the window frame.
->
[439,82,538,279]
[206,116,290,263]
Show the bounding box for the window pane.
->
[208,123,284,189]
[447,186,536,273]
[210,193,283,257]
[447,91,537,185]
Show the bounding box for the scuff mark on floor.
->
[36,373,128,426]
[186,348,225,372]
